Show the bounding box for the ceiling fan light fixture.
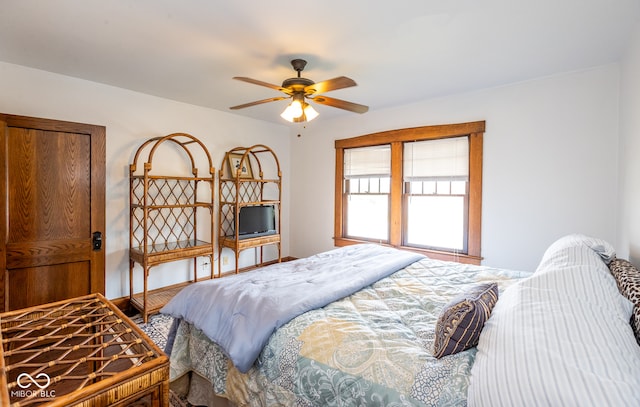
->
[285,101,319,123]
[280,101,302,122]
[280,93,308,122]
[303,103,319,121]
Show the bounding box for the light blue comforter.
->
[161,244,424,373]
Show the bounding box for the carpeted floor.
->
[131,312,174,352]
[131,313,191,407]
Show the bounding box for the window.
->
[403,137,468,252]
[334,122,484,264]
[343,145,390,241]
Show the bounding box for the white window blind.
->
[403,136,468,181]
[344,145,391,178]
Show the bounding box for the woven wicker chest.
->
[0,293,169,406]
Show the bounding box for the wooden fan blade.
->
[233,77,292,94]
[304,76,357,95]
[310,95,369,114]
[230,96,287,110]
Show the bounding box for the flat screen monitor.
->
[238,205,275,236]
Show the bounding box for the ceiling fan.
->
[230,59,369,123]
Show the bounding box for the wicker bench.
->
[0,293,169,406]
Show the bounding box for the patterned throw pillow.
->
[608,257,640,344]
[433,282,499,358]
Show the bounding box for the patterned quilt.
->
[169,257,528,406]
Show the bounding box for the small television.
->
[238,205,276,238]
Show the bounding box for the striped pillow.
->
[432,283,498,358]
[469,236,640,406]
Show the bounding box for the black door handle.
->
[92,231,103,251]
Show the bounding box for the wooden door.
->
[0,114,105,311]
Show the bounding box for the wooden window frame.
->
[334,121,484,265]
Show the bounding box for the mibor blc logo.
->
[11,372,56,399]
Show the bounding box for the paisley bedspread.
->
[169,257,528,406]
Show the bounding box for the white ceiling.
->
[1,1,639,124]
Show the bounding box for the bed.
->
[161,235,640,406]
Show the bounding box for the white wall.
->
[0,58,625,295]
[290,65,620,272]
[619,22,640,264]
[0,61,291,300]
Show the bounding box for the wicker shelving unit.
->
[129,133,215,322]
[219,145,281,275]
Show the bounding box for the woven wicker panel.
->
[219,181,235,203]
[238,182,261,202]
[219,180,262,204]
[131,177,145,206]
[1,295,165,406]
[147,178,194,206]
[220,205,235,237]
[146,207,195,244]
[131,178,197,248]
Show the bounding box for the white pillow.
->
[468,235,640,406]
[539,233,616,264]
